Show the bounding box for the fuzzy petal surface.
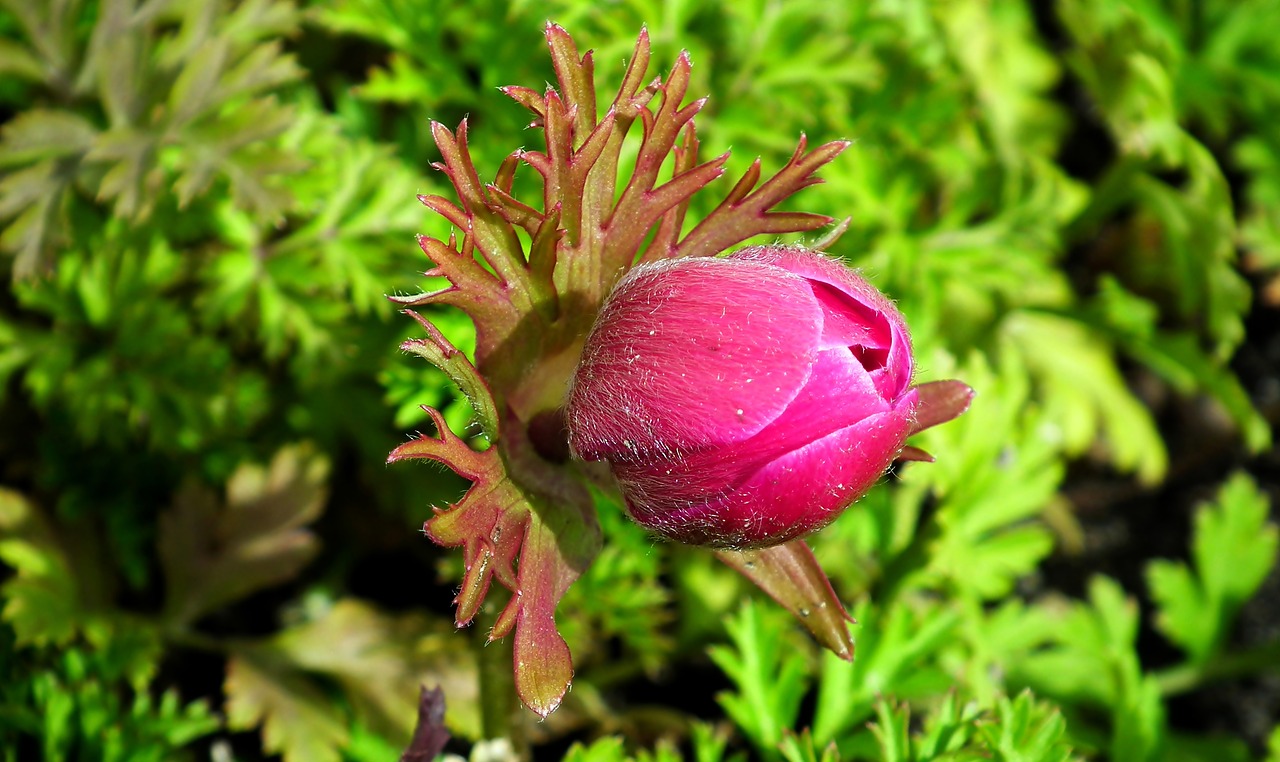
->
[567,257,821,461]
[624,389,917,548]
[566,245,922,548]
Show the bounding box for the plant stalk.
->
[1155,639,1280,696]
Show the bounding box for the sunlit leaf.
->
[1148,473,1278,663]
[225,648,348,762]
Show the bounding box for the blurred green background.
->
[1,0,1278,760]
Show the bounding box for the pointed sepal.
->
[398,310,501,440]
[502,503,597,718]
[716,539,855,660]
[910,380,976,435]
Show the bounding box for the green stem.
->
[475,595,527,758]
[1154,639,1280,696]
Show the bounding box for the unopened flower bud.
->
[566,245,919,549]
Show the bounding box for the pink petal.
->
[568,258,821,460]
[611,347,888,508]
[730,388,917,541]
[730,346,889,461]
[809,280,892,357]
[625,402,916,548]
[732,246,913,399]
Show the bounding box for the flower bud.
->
[566,245,919,549]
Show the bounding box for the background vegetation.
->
[1,0,1277,760]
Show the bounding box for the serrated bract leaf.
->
[390,407,599,718]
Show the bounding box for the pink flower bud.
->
[566,245,919,549]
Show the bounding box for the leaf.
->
[708,600,809,761]
[400,686,450,762]
[1002,310,1166,483]
[0,109,97,165]
[1147,473,1278,663]
[274,599,474,741]
[562,737,628,762]
[813,598,960,744]
[980,691,1075,762]
[224,648,348,762]
[391,407,600,717]
[908,355,1064,599]
[779,728,841,762]
[158,443,329,626]
[0,38,45,81]
[0,160,72,278]
[1127,331,1271,454]
[1110,676,1165,762]
[1085,277,1271,453]
[555,490,674,674]
[1012,577,1166,760]
[398,310,500,440]
[0,488,79,646]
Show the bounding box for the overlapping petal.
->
[567,257,821,460]
[567,245,921,548]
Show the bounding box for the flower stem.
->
[476,594,526,756]
[1154,639,1280,696]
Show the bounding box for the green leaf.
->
[557,490,674,675]
[1110,676,1164,762]
[0,159,72,278]
[980,691,1074,762]
[1012,577,1166,761]
[864,691,1077,762]
[0,488,79,646]
[779,728,842,762]
[1148,473,1278,662]
[1001,310,1166,483]
[0,109,97,166]
[813,598,960,744]
[1086,277,1270,453]
[907,354,1064,598]
[0,38,44,81]
[562,737,628,762]
[709,600,809,760]
[914,693,984,760]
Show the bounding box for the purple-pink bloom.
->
[566,245,919,549]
